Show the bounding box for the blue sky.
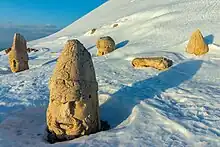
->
[0,0,107,48]
[0,0,107,27]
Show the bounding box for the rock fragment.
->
[132,57,173,70]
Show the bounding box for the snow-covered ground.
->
[0,0,220,146]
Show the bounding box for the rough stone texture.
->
[132,57,173,70]
[186,29,209,55]
[46,39,100,142]
[8,33,29,73]
[96,36,115,56]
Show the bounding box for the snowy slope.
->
[0,0,220,146]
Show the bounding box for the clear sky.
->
[0,0,107,48]
[0,0,107,27]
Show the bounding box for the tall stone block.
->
[8,33,29,72]
[47,39,100,142]
[186,29,209,55]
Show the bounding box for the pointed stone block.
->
[186,29,209,55]
[8,33,29,72]
[46,39,100,142]
[132,57,173,70]
[96,36,115,56]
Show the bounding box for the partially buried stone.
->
[46,39,101,143]
[8,33,29,73]
[112,24,119,28]
[132,57,173,70]
[96,36,116,56]
[90,28,96,34]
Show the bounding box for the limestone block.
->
[8,33,29,73]
[132,57,173,70]
[186,29,209,55]
[47,39,100,142]
[96,36,115,56]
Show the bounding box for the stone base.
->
[45,120,110,144]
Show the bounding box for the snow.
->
[0,0,220,146]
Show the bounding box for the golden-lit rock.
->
[8,33,29,73]
[186,29,209,55]
[132,57,173,70]
[46,39,100,142]
[96,36,115,56]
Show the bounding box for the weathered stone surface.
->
[8,33,29,72]
[46,39,100,142]
[132,57,173,70]
[96,36,115,56]
[186,29,209,55]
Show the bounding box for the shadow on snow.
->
[116,40,129,49]
[101,60,203,128]
[204,34,214,45]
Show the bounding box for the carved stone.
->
[46,39,100,142]
[8,33,29,73]
[96,36,115,56]
[132,57,173,70]
[186,29,209,55]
